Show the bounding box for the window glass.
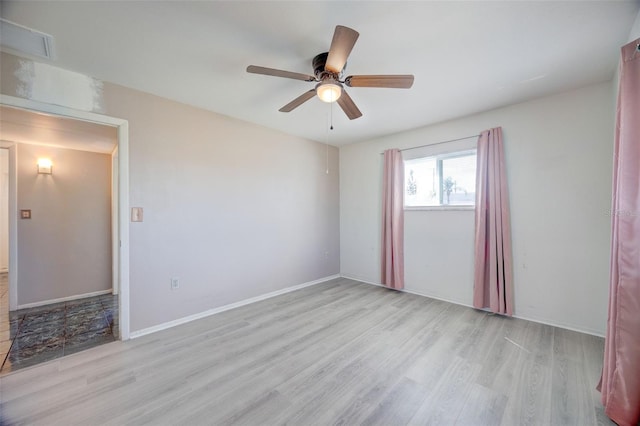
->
[405,157,439,207]
[441,154,476,205]
[404,150,476,207]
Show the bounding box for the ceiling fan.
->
[246,25,414,120]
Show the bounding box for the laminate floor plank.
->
[520,320,555,366]
[454,383,508,426]
[551,328,598,426]
[408,355,481,425]
[551,356,596,426]
[360,377,429,426]
[580,333,611,425]
[500,356,553,426]
[0,278,612,425]
[475,320,527,396]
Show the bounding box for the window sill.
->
[404,206,475,212]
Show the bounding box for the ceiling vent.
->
[0,18,55,60]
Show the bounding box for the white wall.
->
[340,81,614,336]
[629,9,640,41]
[16,143,112,305]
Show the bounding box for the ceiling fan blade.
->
[325,25,359,74]
[279,90,317,112]
[337,90,362,120]
[247,65,316,82]
[345,75,415,88]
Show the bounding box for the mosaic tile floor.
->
[0,273,118,374]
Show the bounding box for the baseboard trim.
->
[130,274,341,339]
[512,313,605,338]
[340,274,605,338]
[341,274,477,308]
[16,289,113,310]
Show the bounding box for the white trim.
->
[340,274,605,338]
[339,274,383,289]
[0,149,8,275]
[111,146,119,295]
[130,274,340,339]
[398,137,479,159]
[0,141,18,311]
[117,122,130,340]
[16,289,112,310]
[0,94,130,341]
[512,313,605,338]
[0,95,126,126]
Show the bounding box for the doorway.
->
[0,94,130,371]
[1,137,116,371]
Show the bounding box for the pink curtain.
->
[598,39,640,426]
[473,127,513,316]
[381,149,404,290]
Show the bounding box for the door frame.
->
[0,94,131,340]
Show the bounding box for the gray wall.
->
[17,143,112,305]
[103,83,341,331]
[0,52,341,332]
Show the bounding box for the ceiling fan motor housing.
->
[313,52,344,80]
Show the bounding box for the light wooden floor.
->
[0,278,612,425]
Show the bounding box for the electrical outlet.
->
[171,277,180,290]
[324,251,329,259]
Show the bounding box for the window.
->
[404,150,477,207]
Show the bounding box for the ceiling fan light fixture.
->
[316,80,342,103]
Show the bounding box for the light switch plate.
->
[171,277,180,290]
[131,207,143,222]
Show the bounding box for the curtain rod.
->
[379,134,480,155]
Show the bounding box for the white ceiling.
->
[1,1,638,146]
[0,106,117,154]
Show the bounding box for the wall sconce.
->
[37,158,52,174]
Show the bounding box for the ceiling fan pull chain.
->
[330,100,334,130]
